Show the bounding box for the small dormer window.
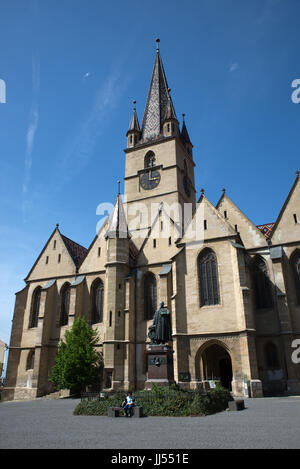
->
[53,240,56,250]
[58,254,61,263]
[294,214,298,224]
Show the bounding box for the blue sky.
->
[0,0,300,353]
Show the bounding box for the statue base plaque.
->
[145,344,174,390]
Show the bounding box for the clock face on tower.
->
[140,169,161,190]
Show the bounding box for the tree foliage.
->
[49,317,102,393]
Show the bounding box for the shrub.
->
[73,385,233,417]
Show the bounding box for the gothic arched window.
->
[60,283,70,326]
[144,151,156,169]
[291,250,300,305]
[29,286,42,328]
[265,342,280,369]
[252,257,273,309]
[198,249,220,306]
[91,279,104,324]
[144,272,157,320]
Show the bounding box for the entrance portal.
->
[201,344,233,390]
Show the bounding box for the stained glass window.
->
[198,249,220,306]
[29,287,41,328]
[252,257,273,309]
[291,251,300,304]
[144,273,157,320]
[91,279,104,324]
[60,283,70,326]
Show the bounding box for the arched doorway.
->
[200,343,233,390]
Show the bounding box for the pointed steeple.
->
[106,182,130,239]
[180,114,193,155]
[127,101,141,148]
[162,88,179,138]
[180,114,191,145]
[141,38,176,141]
[127,101,140,133]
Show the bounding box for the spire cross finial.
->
[222,188,226,194]
[200,188,205,195]
[117,180,121,195]
[296,170,299,177]
[182,113,185,122]
[133,100,136,111]
[156,37,160,52]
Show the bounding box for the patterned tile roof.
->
[256,223,275,239]
[61,234,88,268]
[141,50,176,141]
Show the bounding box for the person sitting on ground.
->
[122,391,134,417]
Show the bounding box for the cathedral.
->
[3,39,300,401]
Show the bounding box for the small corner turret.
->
[162,89,180,138]
[126,100,141,148]
[180,114,193,156]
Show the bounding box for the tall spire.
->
[141,38,176,141]
[180,114,192,145]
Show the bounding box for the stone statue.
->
[148,301,171,344]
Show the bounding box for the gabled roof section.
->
[177,193,236,246]
[270,171,300,244]
[256,223,275,240]
[61,234,87,268]
[79,215,110,273]
[136,202,181,259]
[25,225,86,281]
[216,191,267,249]
[141,43,176,142]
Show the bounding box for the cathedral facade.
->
[4,41,300,400]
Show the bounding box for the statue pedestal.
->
[145,344,174,390]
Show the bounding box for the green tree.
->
[49,317,102,394]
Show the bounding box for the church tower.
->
[124,39,196,244]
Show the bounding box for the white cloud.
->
[57,63,130,186]
[22,57,40,218]
[229,63,239,73]
[83,72,91,80]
